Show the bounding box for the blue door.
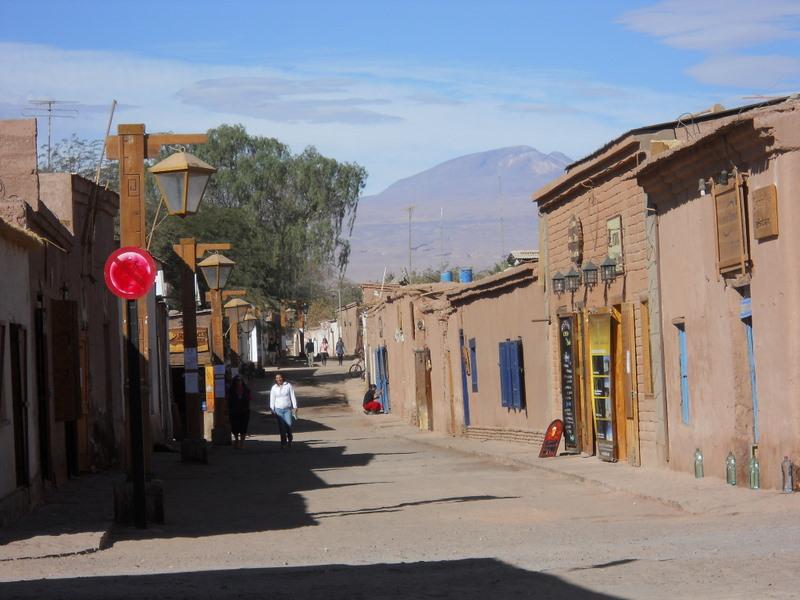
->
[459,329,471,426]
[741,296,758,442]
[677,325,690,424]
[375,346,390,413]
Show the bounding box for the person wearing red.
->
[362,384,383,414]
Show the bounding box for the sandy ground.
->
[1,365,799,599]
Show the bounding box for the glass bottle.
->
[782,456,793,494]
[694,448,704,479]
[749,446,760,490]
[726,451,736,486]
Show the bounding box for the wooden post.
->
[209,288,229,445]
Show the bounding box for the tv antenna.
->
[22,99,79,170]
[404,204,415,275]
[498,175,506,259]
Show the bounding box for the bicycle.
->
[348,354,365,379]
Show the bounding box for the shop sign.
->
[558,317,579,451]
[752,184,779,240]
[539,419,564,458]
[714,179,748,273]
[567,215,583,266]
[169,327,210,354]
[606,215,624,274]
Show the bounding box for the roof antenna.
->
[22,99,79,170]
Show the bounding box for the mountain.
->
[347,146,571,281]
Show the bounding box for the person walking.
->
[269,372,298,449]
[228,375,251,449]
[335,337,345,366]
[305,338,315,367]
[321,338,329,366]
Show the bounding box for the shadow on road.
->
[1,558,623,599]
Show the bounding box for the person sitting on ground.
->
[362,384,383,414]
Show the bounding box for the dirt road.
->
[1,365,798,599]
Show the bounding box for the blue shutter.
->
[509,340,525,409]
[469,338,478,392]
[677,325,689,424]
[499,342,510,407]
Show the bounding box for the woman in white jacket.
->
[269,372,298,449]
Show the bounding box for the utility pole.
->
[498,175,506,259]
[405,205,415,276]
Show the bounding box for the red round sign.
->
[104,247,158,300]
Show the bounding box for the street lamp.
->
[582,260,599,288]
[565,267,582,293]
[240,311,258,334]
[150,152,216,217]
[224,298,251,324]
[198,253,235,291]
[600,255,618,284]
[551,271,566,295]
[198,252,236,446]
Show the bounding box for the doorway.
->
[458,329,471,427]
[10,324,30,488]
[374,346,390,413]
[414,349,433,431]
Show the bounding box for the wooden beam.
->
[146,134,208,158]
[196,242,231,258]
[222,290,247,299]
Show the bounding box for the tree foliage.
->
[149,124,367,309]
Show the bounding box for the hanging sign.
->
[558,317,578,451]
[567,216,583,266]
[539,419,565,458]
[752,184,779,240]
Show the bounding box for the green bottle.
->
[749,446,760,490]
[726,451,736,486]
[694,448,704,479]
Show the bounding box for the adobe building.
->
[0,218,43,525]
[636,96,800,489]
[361,264,551,444]
[0,118,124,495]
[532,102,784,467]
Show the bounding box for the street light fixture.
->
[150,151,216,217]
[224,297,251,324]
[198,253,235,291]
[565,267,581,293]
[240,311,258,335]
[552,271,566,295]
[600,255,618,284]
[582,260,599,288]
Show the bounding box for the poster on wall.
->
[558,317,579,452]
[606,215,624,274]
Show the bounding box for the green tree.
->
[148,124,367,310]
[40,134,119,190]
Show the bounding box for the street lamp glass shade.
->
[600,255,617,283]
[224,298,251,322]
[240,311,258,334]
[565,267,581,293]
[552,271,565,295]
[150,151,216,216]
[197,253,235,290]
[582,260,599,286]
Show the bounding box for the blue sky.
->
[2,0,799,193]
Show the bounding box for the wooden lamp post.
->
[198,253,236,445]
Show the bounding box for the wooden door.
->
[10,324,30,487]
[611,309,627,461]
[622,303,641,466]
[77,334,90,472]
[414,350,430,430]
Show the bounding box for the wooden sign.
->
[169,327,210,354]
[606,215,624,274]
[752,184,778,240]
[567,216,583,266]
[714,179,748,274]
[558,317,578,451]
[539,419,565,458]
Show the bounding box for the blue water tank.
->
[458,268,473,283]
[440,271,453,282]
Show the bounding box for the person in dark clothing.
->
[335,337,345,366]
[305,339,315,367]
[229,376,251,449]
[363,384,383,414]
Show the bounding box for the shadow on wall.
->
[1,558,624,599]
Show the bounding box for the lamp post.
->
[105,124,212,527]
[198,253,236,445]
[173,241,230,459]
[224,297,251,372]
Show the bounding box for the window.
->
[676,323,690,424]
[469,338,478,392]
[499,339,525,410]
[641,301,653,395]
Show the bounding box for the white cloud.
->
[619,0,800,51]
[687,54,800,88]
[0,41,725,193]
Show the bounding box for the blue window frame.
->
[469,338,478,392]
[499,339,525,410]
[676,324,689,424]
